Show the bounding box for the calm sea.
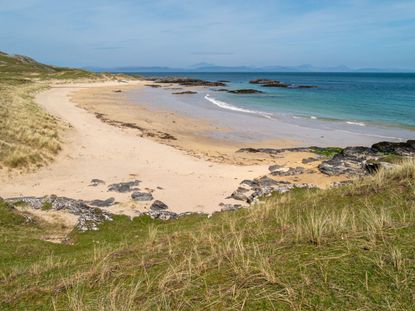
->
[136,72,415,130]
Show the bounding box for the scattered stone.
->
[268,164,284,172]
[131,191,154,201]
[89,179,105,187]
[87,198,115,207]
[331,180,353,188]
[150,200,168,211]
[219,203,243,212]
[172,91,197,95]
[271,166,307,176]
[144,210,178,220]
[108,180,140,193]
[302,157,321,164]
[145,84,162,88]
[229,187,250,201]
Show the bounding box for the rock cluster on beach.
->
[239,140,415,177]
[5,195,114,231]
[225,176,317,209]
[319,140,415,176]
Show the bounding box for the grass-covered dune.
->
[1,161,414,310]
[0,52,127,169]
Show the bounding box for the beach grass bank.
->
[1,161,414,309]
[0,52,133,170]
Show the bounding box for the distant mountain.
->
[84,63,415,73]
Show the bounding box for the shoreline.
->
[0,80,347,218]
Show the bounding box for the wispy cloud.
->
[0,0,414,68]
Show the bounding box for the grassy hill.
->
[0,162,414,310]
[0,52,127,169]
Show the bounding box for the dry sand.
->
[0,80,346,219]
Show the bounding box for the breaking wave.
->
[204,94,272,119]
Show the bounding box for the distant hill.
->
[85,63,415,73]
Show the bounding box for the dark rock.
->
[229,187,250,201]
[297,85,319,89]
[237,147,312,155]
[145,84,162,88]
[87,198,115,207]
[89,179,105,187]
[371,140,415,156]
[364,161,398,174]
[250,79,282,85]
[302,157,321,164]
[318,147,377,176]
[150,200,168,211]
[331,180,353,188]
[268,164,284,172]
[172,91,197,95]
[147,77,226,87]
[271,166,306,176]
[220,203,243,212]
[113,90,122,93]
[131,192,153,201]
[5,195,113,232]
[249,79,317,89]
[228,89,263,94]
[144,210,178,220]
[108,180,140,193]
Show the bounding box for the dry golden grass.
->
[0,82,62,169]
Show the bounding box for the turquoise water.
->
[138,72,415,130]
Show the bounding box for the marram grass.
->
[0,161,414,310]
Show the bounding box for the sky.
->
[1,0,415,69]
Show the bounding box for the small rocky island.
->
[250,78,318,89]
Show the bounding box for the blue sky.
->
[1,0,414,68]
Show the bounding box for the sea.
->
[126,72,415,146]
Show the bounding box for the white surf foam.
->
[204,94,272,119]
[346,121,366,126]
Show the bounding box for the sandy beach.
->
[0,80,347,216]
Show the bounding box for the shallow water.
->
[127,72,415,147]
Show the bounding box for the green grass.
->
[1,161,414,310]
[0,52,132,170]
[311,146,343,157]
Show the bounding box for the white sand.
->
[0,81,270,214]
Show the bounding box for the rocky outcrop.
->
[5,195,113,231]
[371,140,415,156]
[249,79,318,89]
[147,77,226,87]
[270,166,313,176]
[229,176,317,205]
[237,146,313,155]
[318,141,415,176]
[228,89,263,94]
